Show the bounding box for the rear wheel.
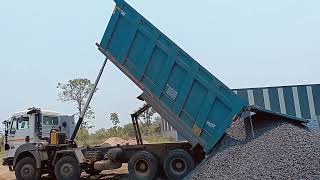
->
[163,149,195,180]
[15,157,40,180]
[54,156,80,180]
[128,151,158,180]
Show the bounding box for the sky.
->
[0,0,319,132]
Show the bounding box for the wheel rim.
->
[60,163,74,177]
[20,164,34,179]
[170,157,187,175]
[134,159,149,175]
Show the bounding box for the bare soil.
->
[0,164,129,180]
[0,165,15,180]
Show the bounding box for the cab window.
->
[18,117,29,130]
[43,116,58,125]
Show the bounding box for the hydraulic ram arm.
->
[70,58,108,141]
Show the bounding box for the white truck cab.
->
[2,107,75,168]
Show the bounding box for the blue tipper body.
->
[97,0,306,153]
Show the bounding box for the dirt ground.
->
[0,164,129,180]
[0,165,15,180]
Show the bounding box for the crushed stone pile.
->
[101,137,150,146]
[125,138,150,145]
[101,137,126,146]
[190,113,320,180]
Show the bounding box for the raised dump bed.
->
[98,0,246,153]
[97,0,308,153]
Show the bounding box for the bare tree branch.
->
[57,78,98,129]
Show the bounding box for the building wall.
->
[161,118,178,140]
[161,84,320,141]
[234,84,320,120]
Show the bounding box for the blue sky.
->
[0,0,319,132]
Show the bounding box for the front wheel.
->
[15,157,41,180]
[54,156,80,180]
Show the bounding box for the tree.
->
[76,128,90,146]
[122,123,135,137]
[110,112,120,128]
[153,116,162,134]
[0,135,4,153]
[57,78,97,129]
[138,103,156,126]
[95,128,107,140]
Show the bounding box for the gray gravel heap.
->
[190,114,320,180]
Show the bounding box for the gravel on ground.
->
[190,113,320,180]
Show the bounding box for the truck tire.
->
[163,149,195,180]
[128,151,158,180]
[54,156,80,180]
[15,157,41,180]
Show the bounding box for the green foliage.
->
[0,135,5,160]
[0,135,3,145]
[143,135,171,143]
[138,103,156,126]
[122,123,135,137]
[76,128,90,146]
[110,112,120,127]
[0,151,3,163]
[74,109,171,146]
[94,128,107,140]
[75,120,171,146]
[57,78,98,129]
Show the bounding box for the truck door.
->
[7,116,31,158]
[59,115,75,139]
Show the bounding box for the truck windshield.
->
[10,117,29,133]
[43,116,58,125]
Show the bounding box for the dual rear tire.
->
[128,151,159,180]
[163,149,195,180]
[128,149,195,180]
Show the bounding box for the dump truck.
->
[2,0,308,179]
